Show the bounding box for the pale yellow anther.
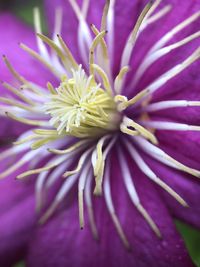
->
[120,124,139,136]
[89,31,107,74]
[114,66,129,94]
[2,82,35,106]
[91,24,108,59]
[119,88,150,110]
[123,117,158,144]
[20,43,61,78]
[37,33,70,71]
[6,112,49,127]
[57,34,78,69]
[48,140,88,155]
[101,0,110,31]
[91,63,112,95]
[47,82,56,95]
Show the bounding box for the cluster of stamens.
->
[45,66,120,138]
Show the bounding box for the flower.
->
[0,0,200,266]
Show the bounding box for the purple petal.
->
[26,153,193,267]
[0,196,36,267]
[44,0,82,62]
[157,130,200,170]
[127,0,200,97]
[146,156,200,229]
[0,12,55,89]
[0,13,56,140]
[44,0,149,72]
[0,156,36,266]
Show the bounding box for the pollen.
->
[45,66,120,138]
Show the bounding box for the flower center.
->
[45,66,121,138]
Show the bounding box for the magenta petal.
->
[0,13,55,89]
[44,0,82,62]
[26,154,193,267]
[0,158,36,266]
[146,156,200,229]
[0,196,36,267]
[157,131,200,170]
[44,0,151,73]
[0,13,56,141]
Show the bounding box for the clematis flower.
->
[0,0,200,266]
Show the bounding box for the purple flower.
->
[0,0,200,266]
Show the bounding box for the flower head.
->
[1,0,200,266]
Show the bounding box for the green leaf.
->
[176,221,200,267]
[13,261,25,267]
[12,0,47,32]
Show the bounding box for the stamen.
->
[53,7,63,39]
[0,150,38,179]
[35,170,49,212]
[2,82,35,106]
[13,135,38,146]
[121,117,158,144]
[85,171,99,240]
[37,33,72,72]
[149,10,200,54]
[63,147,93,178]
[118,149,161,238]
[120,124,139,136]
[92,135,109,195]
[139,48,200,99]
[82,0,90,18]
[114,66,129,94]
[101,0,110,31]
[90,24,111,80]
[0,97,34,112]
[104,159,131,249]
[145,100,200,112]
[89,31,107,74]
[5,112,49,127]
[124,140,188,207]
[144,0,162,19]
[68,0,92,64]
[107,0,115,63]
[3,55,28,85]
[17,154,69,179]
[78,161,91,229]
[39,173,79,224]
[141,120,200,133]
[91,24,109,60]
[68,0,92,44]
[92,136,117,195]
[33,8,49,60]
[19,43,61,77]
[133,136,200,178]
[132,31,200,86]
[116,88,150,110]
[141,5,171,31]
[121,0,154,68]
[57,34,79,69]
[48,140,89,154]
[45,159,74,189]
[91,63,112,95]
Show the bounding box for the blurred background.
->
[0,0,200,266]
